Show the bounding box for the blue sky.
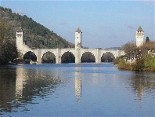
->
[1,0,154,48]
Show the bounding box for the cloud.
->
[125,24,135,30]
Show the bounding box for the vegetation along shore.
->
[114,41,155,72]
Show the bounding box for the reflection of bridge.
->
[16,28,125,64]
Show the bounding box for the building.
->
[136,26,144,47]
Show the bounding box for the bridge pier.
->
[36,49,42,64]
[95,48,101,64]
[56,48,61,64]
[75,48,81,64]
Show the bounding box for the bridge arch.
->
[42,51,56,63]
[101,52,115,62]
[81,52,96,63]
[61,51,75,63]
[101,50,119,59]
[23,51,37,63]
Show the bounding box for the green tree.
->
[0,20,18,64]
[146,36,150,43]
[1,6,74,49]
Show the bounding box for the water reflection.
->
[0,66,62,113]
[0,67,16,112]
[75,67,82,103]
[15,68,26,98]
[130,72,155,101]
[0,64,155,116]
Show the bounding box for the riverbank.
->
[116,55,155,72]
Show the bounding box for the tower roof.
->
[137,26,143,32]
[16,27,23,32]
[76,27,82,33]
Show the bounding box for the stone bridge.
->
[16,28,125,64]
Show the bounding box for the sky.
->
[0,0,154,48]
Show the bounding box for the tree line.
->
[0,20,18,65]
[115,38,155,72]
[0,6,74,49]
[0,6,75,65]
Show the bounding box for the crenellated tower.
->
[75,27,82,64]
[16,28,24,51]
[75,27,82,49]
[136,26,144,47]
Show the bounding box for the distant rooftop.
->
[76,27,82,33]
[137,26,143,32]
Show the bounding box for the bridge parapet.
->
[60,48,75,56]
[101,49,125,58]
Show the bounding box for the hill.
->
[0,7,74,49]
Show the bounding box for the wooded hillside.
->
[0,7,74,49]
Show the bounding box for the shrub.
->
[132,58,145,71]
[118,60,132,70]
[144,55,155,68]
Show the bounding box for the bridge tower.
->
[75,28,82,64]
[136,26,144,47]
[16,28,24,51]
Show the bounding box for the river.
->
[0,63,154,117]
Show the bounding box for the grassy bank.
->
[116,55,155,72]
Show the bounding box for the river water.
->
[0,63,154,117]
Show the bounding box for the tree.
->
[0,20,18,64]
[122,42,137,55]
[0,20,11,44]
[146,36,150,43]
[143,41,155,51]
[1,6,74,49]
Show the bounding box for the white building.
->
[136,26,144,47]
